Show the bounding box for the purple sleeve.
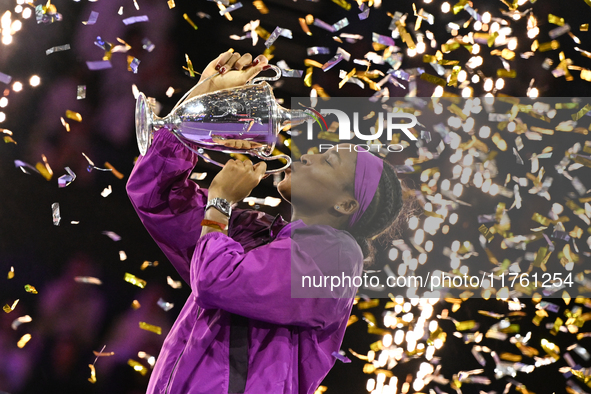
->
[126,128,207,284]
[190,231,355,329]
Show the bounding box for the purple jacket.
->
[126,128,363,394]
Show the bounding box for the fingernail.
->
[262,65,271,70]
[215,64,221,70]
[219,66,226,74]
[252,59,259,66]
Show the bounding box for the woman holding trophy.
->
[126,50,405,394]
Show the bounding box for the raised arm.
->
[190,225,363,329]
[127,128,206,284]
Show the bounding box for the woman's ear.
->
[336,198,358,215]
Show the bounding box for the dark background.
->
[1,0,590,393]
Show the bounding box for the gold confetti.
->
[65,110,82,122]
[128,359,148,375]
[455,320,476,331]
[7,266,14,279]
[24,284,38,294]
[167,0,174,8]
[17,333,31,348]
[139,321,162,335]
[124,272,146,288]
[131,300,141,309]
[571,104,591,121]
[183,13,197,30]
[88,364,97,383]
[538,40,560,52]
[420,72,446,86]
[184,54,196,77]
[331,0,351,10]
[548,14,565,26]
[581,24,589,31]
[93,350,115,357]
[3,299,19,313]
[104,162,124,179]
[60,117,70,132]
[338,68,356,89]
[252,1,268,14]
[479,224,495,242]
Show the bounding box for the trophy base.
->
[135,92,153,156]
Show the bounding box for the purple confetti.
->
[331,351,351,363]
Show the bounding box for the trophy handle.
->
[170,131,291,174]
[247,65,283,85]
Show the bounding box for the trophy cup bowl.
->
[134,66,311,174]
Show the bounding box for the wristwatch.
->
[205,197,232,218]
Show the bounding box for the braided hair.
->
[347,160,408,265]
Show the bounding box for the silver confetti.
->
[0,71,12,84]
[306,47,330,56]
[102,231,121,241]
[167,276,182,289]
[219,2,242,15]
[82,11,99,25]
[122,15,149,25]
[77,85,86,100]
[46,44,70,55]
[141,38,155,52]
[331,17,349,32]
[157,298,174,311]
[321,54,343,72]
[58,167,76,188]
[52,203,61,226]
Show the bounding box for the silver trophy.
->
[135,65,310,173]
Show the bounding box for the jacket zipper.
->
[164,345,186,394]
[164,306,201,394]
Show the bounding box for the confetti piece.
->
[167,276,182,289]
[17,333,31,348]
[124,272,146,288]
[184,54,196,77]
[101,185,112,197]
[157,298,174,311]
[88,364,97,383]
[11,315,32,330]
[102,231,121,241]
[82,153,113,172]
[122,15,149,25]
[24,284,38,294]
[52,202,60,226]
[93,350,115,357]
[313,18,336,33]
[220,2,242,15]
[127,56,140,73]
[140,260,159,270]
[76,85,86,100]
[73,277,102,286]
[86,60,112,70]
[141,38,154,52]
[265,26,292,48]
[332,350,351,363]
[322,54,343,71]
[332,18,349,32]
[45,44,70,55]
[0,71,12,84]
[139,321,162,335]
[3,299,19,313]
[128,359,148,375]
[253,0,268,14]
[7,266,14,279]
[119,250,127,261]
[281,69,303,78]
[167,0,174,8]
[58,167,76,187]
[131,300,141,309]
[82,11,99,25]
[183,14,197,30]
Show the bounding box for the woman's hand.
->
[186,51,269,100]
[208,159,267,204]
